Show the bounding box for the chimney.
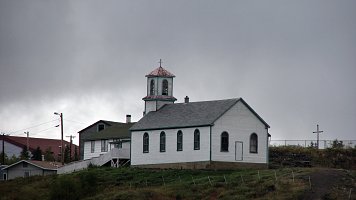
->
[184,96,189,103]
[126,114,131,123]
[41,155,45,161]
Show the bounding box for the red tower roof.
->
[146,66,175,77]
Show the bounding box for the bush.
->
[50,176,80,200]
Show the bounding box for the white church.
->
[130,65,270,169]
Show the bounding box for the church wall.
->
[211,101,268,164]
[131,126,210,166]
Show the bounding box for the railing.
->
[57,148,130,174]
[270,140,356,149]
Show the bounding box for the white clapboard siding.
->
[131,126,210,166]
[83,139,130,160]
[212,101,268,163]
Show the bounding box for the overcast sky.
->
[1,0,355,145]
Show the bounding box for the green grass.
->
[0,167,316,200]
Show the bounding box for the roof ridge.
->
[173,97,240,105]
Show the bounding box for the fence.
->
[269,140,356,149]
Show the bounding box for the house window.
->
[98,124,105,132]
[221,132,229,152]
[23,162,28,168]
[113,139,122,149]
[162,79,168,95]
[160,132,166,152]
[150,79,155,95]
[250,133,258,153]
[143,132,149,153]
[3,173,7,180]
[24,171,30,178]
[91,141,95,153]
[177,130,183,151]
[101,140,108,152]
[194,129,200,150]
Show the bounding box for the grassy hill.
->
[2,166,354,200]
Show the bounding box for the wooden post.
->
[162,176,165,186]
[258,170,260,180]
[309,176,312,190]
[240,174,244,184]
[208,176,212,186]
[191,175,196,185]
[224,175,227,185]
[292,171,295,183]
[274,170,277,181]
[348,188,352,199]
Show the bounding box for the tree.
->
[44,147,55,162]
[20,146,30,160]
[74,146,79,161]
[64,145,70,163]
[31,146,43,161]
[331,139,344,149]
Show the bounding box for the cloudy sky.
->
[1,0,355,145]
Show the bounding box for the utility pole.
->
[54,112,64,165]
[1,133,5,164]
[24,131,29,157]
[313,124,323,149]
[66,135,76,162]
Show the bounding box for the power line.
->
[63,119,86,125]
[10,119,58,134]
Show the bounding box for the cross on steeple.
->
[159,59,163,67]
[313,124,323,149]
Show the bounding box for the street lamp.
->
[54,112,64,165]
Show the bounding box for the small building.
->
[130,65,270,169]
[2,160,62,180]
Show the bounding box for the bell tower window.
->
[150,79,155,95]
[162,79,168,95]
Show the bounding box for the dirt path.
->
[301,168,355,200]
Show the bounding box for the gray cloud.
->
[1,0,355,144]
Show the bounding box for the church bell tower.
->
[143,60,177,115]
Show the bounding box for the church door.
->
[235,141,243,161]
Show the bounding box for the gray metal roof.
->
[130,98,270,131]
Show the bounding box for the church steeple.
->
[143,61,176,115]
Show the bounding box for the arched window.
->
[162,79,168,95]
[221,132,229,152]
[160,131,166,152]
[250,133,258,153]
[150,79,155,95]
[143,132,149,153]
[194,129,200,150]
[177,130,183,151]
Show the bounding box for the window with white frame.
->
[160,131,166,152]
[101,140,108,152]
[91,141,95,153]
[143,132,149,153]
[221,132,229,152]
[177,130,183,151]
[194,129,200,150]
[250,133,258,153]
